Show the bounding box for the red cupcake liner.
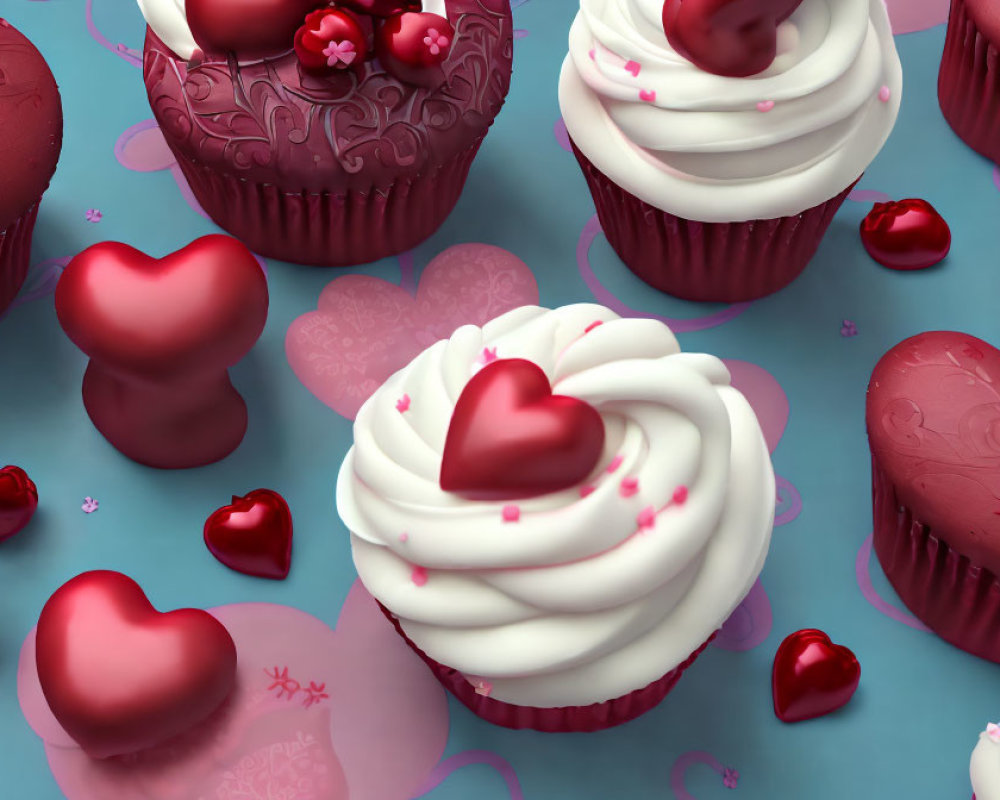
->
[570,139,856,303]
[378,600,714,732]
[938,0,1000,164]
[871,455,1000,663]
[0,203,40,315]
[166,135,483,267]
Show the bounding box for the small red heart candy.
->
[187,0,328,58]
[375,11,455,88]
[204,489,293,580]
[294,9,369,73]
[662,0,803,77]
[0,465,37,542]
[440,358,605,499]
[860,198,951,270]
[35,571,237,758]
[772,628,860,723]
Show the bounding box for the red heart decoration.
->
[0,465,38,542]
[662,0,803,77]
[440,359,605,499]
[772,629,860,723]
[35,571,237,758]
[187,0,328,57]
[860,198,951,270]
[374,11,455,88]
[204,489,293,580]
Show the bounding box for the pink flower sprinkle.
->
[722,767,739,789]
[474,679,493,697]
[620,477,639,497]
[878,85,891,103]
[637,506,656,529]
[639,89,656,103]
[423,28,450,55]
[411,566,428,587]
[84,208,103,223]
[988,722,1000,742]
[624,60,641,77]
[396,394,411,413]
[399,532,409,543]
[606,454,623,473]
[584,320,603,333]
[322,38,357,67]
[672,485,689,505]
[579,484,596,498]
[502,505,520,522]
[480,346,498,364]
[756,100,775,112]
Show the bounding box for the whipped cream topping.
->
[972,725,1000,800]
[336,305,774,707]
[137,0,448,60]
[558,0,902,222]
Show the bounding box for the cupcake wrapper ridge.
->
[0,203,40,315]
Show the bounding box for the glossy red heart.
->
[204,489,293,580]
[374,12,455,88]
[440,359,605,499]
[860,198,951,270]
[662,0,803,77]
[187,0,327,58]
[772,629,860,723]
[0,465,38,542]
[35,571,237,759]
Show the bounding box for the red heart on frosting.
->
[0,465,38,542]
[662,0,803,77]
[860,198,951,271]
[772,629,860,723]
[204,489,293,580]
[35,571,237,759]
[440,359,605,499]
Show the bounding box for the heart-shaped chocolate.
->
[772,629,860,723]
[204,489,293,580]
[0,465,38,542]
[860,198,951,270]
[35,571,237,758]
[440,359,605,499]
[662,0,803,77]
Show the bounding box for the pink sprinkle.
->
[878,85,891,103]
[579,484,596,498]
[399,532,409,543]
[756,100,775,113]
[672,485,689,505]
[411,566,428,587]
[639,89,656,103]
[606,454,623,473]
[988,722,1000,742]
[620,477,639,498]
[584,320,603,333]
[624,60,641,77]
[589,49,595,61]
[502,505,520,522]
[480,346,498,364]
[474,679,493,697]
[396,394,411,413]
[637,506,656,529]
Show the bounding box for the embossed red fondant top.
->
[0,20,62,230]
[867,331,1000,575]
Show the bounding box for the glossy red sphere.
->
[187,0,328,58]
[772,628,860,723]
[860,198,951,270]
[375,11,455,88]
[204,489,293,580]
[0,465,38,542]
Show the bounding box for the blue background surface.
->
[0,1,995,797]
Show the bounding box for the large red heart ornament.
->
[771,628,860,723]
[204,489,293,580]
[0,465,38,542]
[35,571,237,759]
[439,359,605,499]
[859,198,951,271]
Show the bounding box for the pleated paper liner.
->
[0,203,39,315]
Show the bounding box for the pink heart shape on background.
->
[285,244,539,419]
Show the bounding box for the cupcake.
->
[972,723,1000,800]
[336,304,775,731]
[558,0,902,302]
[138,0,512,266]
[0,19,62,314]
[939,0,1000,163]
[867,331,1000,663]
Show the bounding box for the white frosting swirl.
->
[971,727,1000,800]
[558,0,902,222]
[136,0,448,60]
[336,305,774,707]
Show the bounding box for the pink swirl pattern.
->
[670,751,740,798]
[855,533,931,632]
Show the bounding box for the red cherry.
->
[203,489,293,580]
[772,629,860,723]
[860,198,951,271]
[338,0,420,18]
[662,0,803,77]
[0,465,37,542]
[35,571,237,758]
[440,359,606,499]
[187,0,328,58]
[375,11,455,88]
[294,8,369,73]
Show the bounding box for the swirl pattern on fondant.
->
[337,304,774,707]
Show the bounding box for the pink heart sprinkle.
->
[606,455,624,473]
[756,100,775,113]
[479,347,498,365]
[878,85,891,103]
[411,566,428,587]
[673,485,689,505]
[579,484,596,498]
[637,506,656,529]
[624,60,641,77]
[620,477,639,498]
[396,394,411,413]
[502,505,520,522]
[399,532,409,543]
[639,89,656,103]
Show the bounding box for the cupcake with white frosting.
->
[336,304,775,731]
[971,723,1000,799]
[558,0,902,302]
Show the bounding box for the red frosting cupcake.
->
[939,0,1000,164]
[140,0,512,266]
[867,331,1000,662]
[0,19,62,314]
